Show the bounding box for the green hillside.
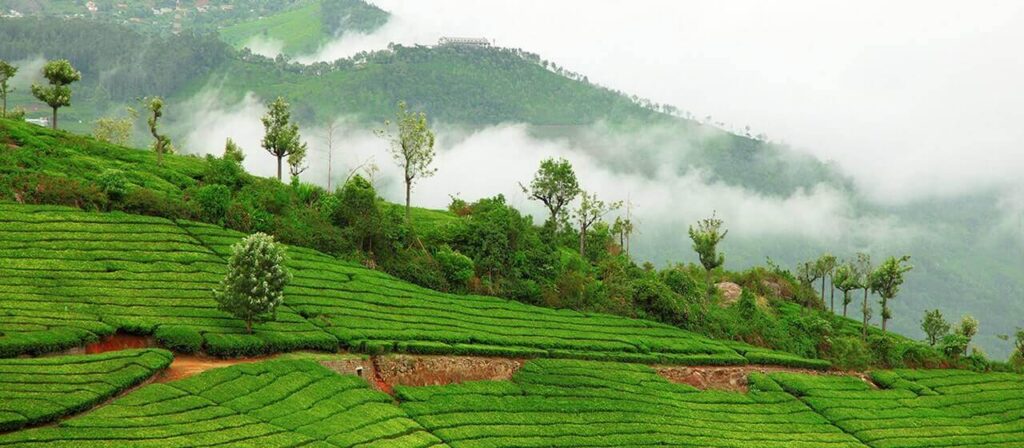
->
[219,0,389,56]
[0,202,825,368]
[3,355,1021,446]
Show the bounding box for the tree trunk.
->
[246,318,253,334]
[405,180,412,222]
[830,279,835,313]
[842,291,849,317]
[51,107,58,130]
[819,277,825,309]
[276,155,283,181]
[881,298,888,333]
[327,148,333,191]
[2,95,6,117]
[862,288,868,340]
[579,224,586,256]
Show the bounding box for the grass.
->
[0,349,172,432]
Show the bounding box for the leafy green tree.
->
[375,101,436,221]
[796,260,820,306]
[852,253,872,339]
[574,191,621,257]
[146,97,172,165]
[816,253,837,312]
[213,233,291,333]
[833,261,859,317]
[521,157,580,227]
[0,59,17,118]
[287,142,308,178]
[956,314,979,345]
[224,138,245,163]
[869,255,913,333]
[921,309,951,346]
[689,212,728,297]
[261,97,307,181]
[333,174,383,253]
[1011,328,1024,368]
[93,106,136,146]
[30,59,81,130]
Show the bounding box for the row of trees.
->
[799,253,913,337]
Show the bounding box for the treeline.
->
[0,18,230,101]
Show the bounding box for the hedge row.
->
[0,349,172,432]
[0,359,442,448]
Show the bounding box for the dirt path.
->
[155,355,274,383]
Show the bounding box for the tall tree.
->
[573,191,621,257]
[869,255,913,333]
[833,261,858,317]
[796,260,820,309]
[30,59,81,130]
[0,59,17,118]
[921,309,951,346]
[375,101,436,221]
[689,212,728,297]
[213,233,291,333]
[288,143,308,178]
[146,97,172,165]
[817,253,837,312]
[521,157,580,227]
[325,120,339,191]
[261,97,306,181]
[853,253,872,339]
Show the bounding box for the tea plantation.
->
[0,349,172,432]
[0,203,824,368]
[4,355,1019,447]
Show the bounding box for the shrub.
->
[869,334,903,367]
[154,326,203,354]
[202,155,248,190]
[97,169,130,201]
[192,184,231,224]
[660,266,701,299]
[631,277,683,325]
[12,174,107,210]
[435,245,474,288]
[119,187,190,219]
[829,336,871,370]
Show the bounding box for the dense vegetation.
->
[0,349,172,432]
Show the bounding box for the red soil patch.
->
[656,365,876,392]
[375,355,524,388]
[85,334,152,354]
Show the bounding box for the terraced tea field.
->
[0,203,825,368]
[770,369,1024,447]
[0,358,444,447]
[0,349,171,432]
[398,359,863,448]
[6,353,1015,447]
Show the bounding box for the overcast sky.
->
[300,0,1024,205]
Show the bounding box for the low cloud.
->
[171,90,914,266]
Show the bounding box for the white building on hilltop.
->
[437,37,492,47]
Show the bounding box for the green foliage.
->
[921,309,951,346]
[262,96,307,181]
[688,212,728,272]
[0,349,172,432]
[223,137,245,163]
[829,336,872,370]
[192,184,232,224]
[522,157,580,225]
[435,245,474,288]
[96,168,130,201]
[376,101,436,219]
[213,232,292,333]
[0,59,15,117]
[145,96,173,165]
[869,255,912,332]
[573,190,621,257]
[30,59,81,129]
